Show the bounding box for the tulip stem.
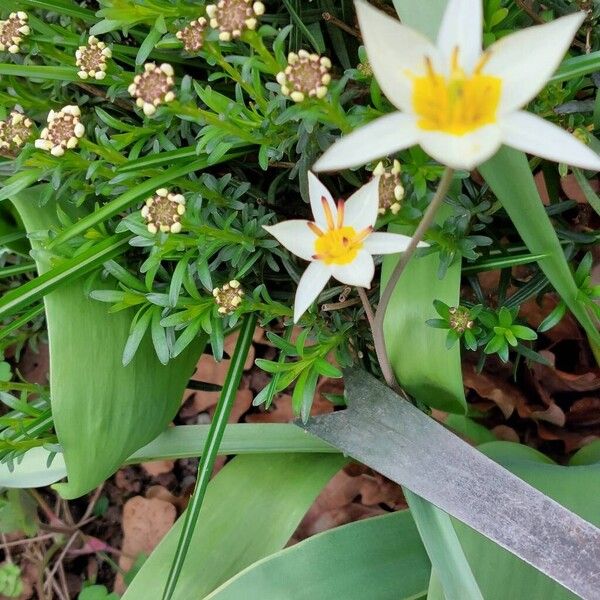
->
[372,167,455,392]
[357,287,375,330]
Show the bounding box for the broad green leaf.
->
[206,510,430,600]
[123,453,346,600]
[405,490,483,600]
[479,148,600,356]
[0,447,66,488]
[11,188,206,498]
[382,209,466,414]
[0,424,338,488]
[427,442,600,600]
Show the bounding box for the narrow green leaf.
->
[479,147,600,353]
[0,234,131,319]
[0,169,46,202]
[405,490,483,600]
[48,152,244,249]
[206,511,430,600]
[572,168,600,217]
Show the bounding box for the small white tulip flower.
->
[264,172,425,322]
[314,0,600,173]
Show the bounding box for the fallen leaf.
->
[114,496,176,594]
[463,365,520,418]
[141,460,174,477]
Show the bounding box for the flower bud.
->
[76,35,111,80]
[277,50,331,102]
[213,280,245,315]
[0,110,33,157]
[0,12,29,55]
[141,189,186,234]
[373,160,404,215]
[128,63,176,117]
[205,0,265,41]
[176,17,208,54]
[34,105,84,156]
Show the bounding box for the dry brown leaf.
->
[561,173,600,203]
[519,295,582,343]
[462,365,520,418]
[114,496,176,594]
[567,397,600,426]
[531,351,600,394]
[491,425,520,443]
[141,460,175,477]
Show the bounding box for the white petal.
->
[294,261,331,322]
[263,220,316,261]
[437,0,482,73]
[330,250,375,288]
[419,125,502,170]
[501,111,600,171]
[343,176,380,231]
[354,0,441,112]
[485,12,586,114]
[308,171,337,229]
[313,113,419,172]
[364,231,426,255]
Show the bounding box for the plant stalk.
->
[161,313,258,600]
[372,167,454,391]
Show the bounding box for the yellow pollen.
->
[313,226,366,265]
[309,200,372,265]
[412,51,501,136]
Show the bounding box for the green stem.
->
[206,43,268,112]
[243,31,281,74]
[372,167,454,391]
[161,313,258,600]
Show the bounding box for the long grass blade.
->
[161,314,258,600]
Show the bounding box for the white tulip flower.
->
[314,0,600,172]
[264,172,424,322]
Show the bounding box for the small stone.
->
[213,280,245,315]
[206,0,265,40]
[35,105,84,156]
[374,160,404,215]
[75,35,111,81]
[128,63,176,117]
[176,17,208,53]
[0,12,29,55]
[0,109,33,157]
[277,51,331,103]
[141,189,185,234]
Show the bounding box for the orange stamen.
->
[307,221,324,237]
[355,226,373,244]
[424,56,436,82]
[474,50,491,74]
[321,196,335,230]
[451,46,460,72]
[336,199,344,229]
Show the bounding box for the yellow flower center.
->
[309,198,372,266]
[412,49,501,136]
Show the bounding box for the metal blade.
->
[300,368,600,600]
